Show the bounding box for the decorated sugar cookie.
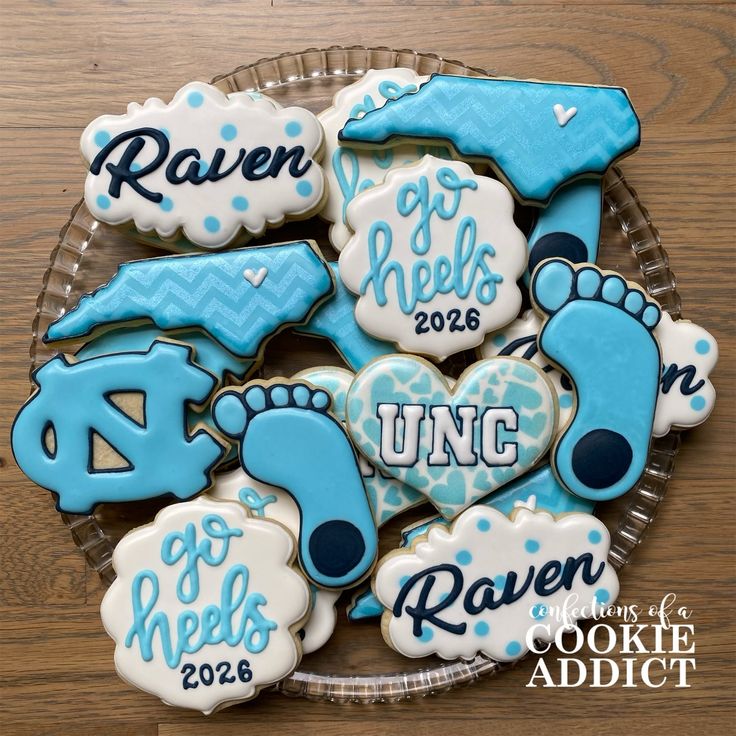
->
[480,310,575,432]
[653,311,718,436]
[294,367,425,525]
[11,340,225,513]
[82,82,326,249]
[44,241,334,360]
[346,355,557,519]
[209,469,339,654]
[531,259,662,501]
[101,497,310,713]
[318,68,449,251]
[212,379,378,589]
[348,465,594,621]
[339,75,640,206]
[339,156,528,360]
[374,504,618,661]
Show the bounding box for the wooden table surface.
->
[1,2,734,734]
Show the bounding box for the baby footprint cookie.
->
[212,380,378,589]
[531,259,662,501]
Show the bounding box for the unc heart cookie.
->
[374,504,619,661]
[81,82,326,249]
[318,68,449,251]
[346,355,557,519]
[100,496,310,713]
[338,156,528,360]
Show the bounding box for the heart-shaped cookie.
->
[346,355,557,519]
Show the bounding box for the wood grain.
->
[1,2,734,734]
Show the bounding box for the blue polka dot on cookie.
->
[204,216,220,233]
[559,393,573,409]
[525,539,540,553]
[492,334,506,347]
[285,121,302,137]
[296,180,313,197]
[588,530,602,544]
[399,575,410,587]
[94,130,110,147]
[198,160,208,176]
[418,626,433,643]
[477,519,491,532]
[690,396,706,411]
[505,641,522,657]
[187,91,204,108]
[159,197,173,212]
[695,339,710,355]
[456,550,472,565]
[221,124,237,141]
[232,196,249,211]
[130,162,141,172]
[531,604,547,620]
[474,621,489,636]
[160,128,170,139]
[96,194,111,210]
[595,588,610,604]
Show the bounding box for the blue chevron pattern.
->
[294,263,393,371]
[45,241,334,358]
[339,76,640,204]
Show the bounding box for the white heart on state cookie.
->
[244,266,268,287]
[552,103,577,126]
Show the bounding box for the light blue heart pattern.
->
[346,356,557,518]
[295,366,425,526]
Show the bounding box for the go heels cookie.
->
[101,497,310,713]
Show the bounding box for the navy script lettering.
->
[393,554,606,636]
[90,128,312,203]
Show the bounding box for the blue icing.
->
[347,464,594,620]
[532,259,661,501]
[526,179,602,282]
[285,121,302,138]
[212,381,377,589]
[348,587,386,621]
[45,241,334,358]
[339,76,640,204]
[126,513,277,667]
[296,180,313,197]
[294,263,393,371]
[220,124,237,141]
[11,341,224,513]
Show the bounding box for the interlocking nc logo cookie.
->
[11,341,225,513]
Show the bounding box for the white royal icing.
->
[339,156,528,360]
[81,82,325,249]
[100,497,310,713]
[209,469,339,655]
[375,505,619,661]
[653,311,718,436]
[318,68,449,251]
[552,103,577,127]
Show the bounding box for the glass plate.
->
[28,46,683,704]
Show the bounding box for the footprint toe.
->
[292,384,311,407]
[601,275,626,304]
[642,304,661,328]
[575,267,601,298]
[571,429,634,489]
[270,385,290,407]
[528,232,588,274]
[310,389,330,410]
[244,385,267,412]
[625,291,645,315]
[532,258,575,314]
[212,391,248,438]
[309,520,367,579]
